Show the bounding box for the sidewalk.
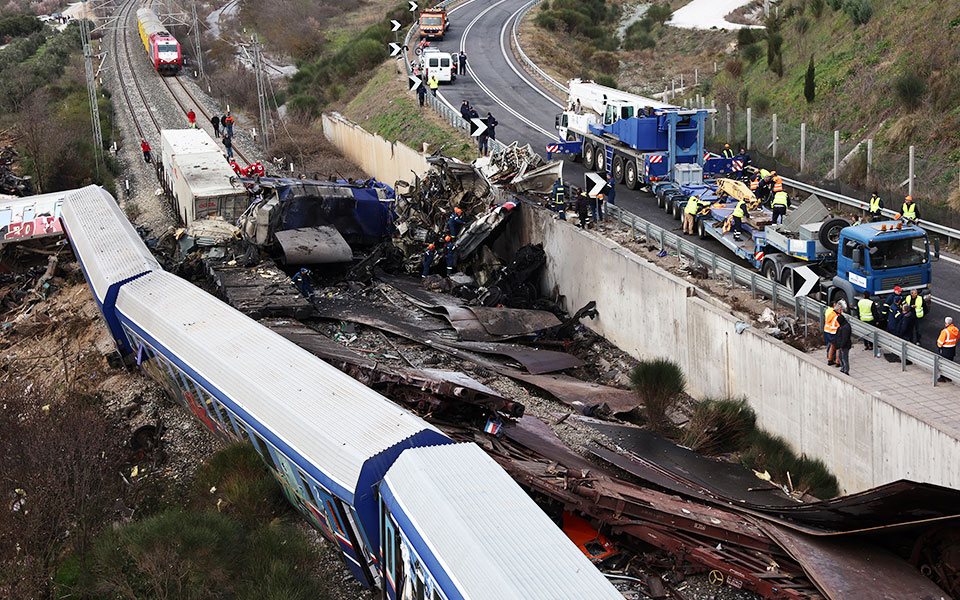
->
[817,345,960,438]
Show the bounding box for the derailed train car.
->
[60,184,624,599]
[136,7,181,74]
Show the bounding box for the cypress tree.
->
[804,56,816,102]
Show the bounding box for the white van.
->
[422,49,455,83]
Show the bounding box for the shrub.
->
[740,430,840,498]
[810,0,825,17]
[754,95,771,113]
[804,56,816,102]
[894,72,928,109]
[623,31,656,50]
[629,358,686,430]
[844,0,872,25]
[646,2,673,25]
[681,397,756,455]
[591,50,619,73]
[595,74,618,89]
[737,27,757,48]
[725,59,743,78]
[767,32,783,67]
[738,87,750,109]
[793,15,810,36]
[192,443,287,527]
[742,43,764,63]
[534,12,558,30]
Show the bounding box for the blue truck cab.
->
[833,221,933,299]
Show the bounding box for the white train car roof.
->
[60,185,160,305]
[381,443,624,600]
[114,269,448,505]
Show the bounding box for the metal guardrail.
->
[408,1,959,385]
[599,201,960,386]
[401,0,508,156]
[510,0,568,98]
[780,176,960,244]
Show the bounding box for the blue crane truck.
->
[550,79,732,189]
[654,178,937,306]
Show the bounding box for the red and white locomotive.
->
[136,8,182,74]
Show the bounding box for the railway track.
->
[113,0,250,165]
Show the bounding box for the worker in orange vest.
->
[824,302,842,366]
[771,170,784,193]
[938,316,959,382]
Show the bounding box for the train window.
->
[251,432,278,471]
[433,588,442,600]
[415,570,425,600]
[297,469,317,505]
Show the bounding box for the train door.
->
[380,499,404,600]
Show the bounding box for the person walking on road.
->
[187,109,197,129]
[223,113,235,137]
[222,134,233,159]
[938,317,959,382]
[428,75,439,96]
[868,192,883,221]
[417,81,427,107]
[211,114,221,137]
[458,51,467,77]
[140,138,151,163]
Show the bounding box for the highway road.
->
[427,0,960,353]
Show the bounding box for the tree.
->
[16,89,65,193]
[629,359,686,431]
[804,56,816,102]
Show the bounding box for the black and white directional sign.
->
[794,265,818,298]
[471,118,488,137]
[586,172,606,197]
[409,1,418,11]
[408,74,422,91]
[389,42,401,57]
[391,19,402,32]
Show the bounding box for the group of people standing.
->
[458,101,497,156]
[549,173,615,229]
[422,207,467,277]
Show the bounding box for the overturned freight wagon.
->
[160,129,248,226]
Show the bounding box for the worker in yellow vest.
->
[683,195,700,235]
[868,192,883,222]
[824,302,841,366]
[857,291,875,350]
[771,191,789,224]
[722,143,735,159]
[901,195,919,221]
[731,198,748,241]
[908,289,925,344]
[938,317,959,382]
[428,75,439,96]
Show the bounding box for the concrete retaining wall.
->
[505,204,960,493]
[321,112,429,186]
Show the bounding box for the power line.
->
[80,10,104,179]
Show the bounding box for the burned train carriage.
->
[61,184,624,599]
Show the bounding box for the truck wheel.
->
[697,219,708,239]
[625,161,638,190]
[612,156,625,183]
[583,144,595,170]
[672,201,682,220]
[595,148,605,173]
[762,260,777,281]
[780,268,795,292]
[818,218,849,253]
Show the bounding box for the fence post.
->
[746,108,752,150]
[867,138,873,180]
[695,68,699,86]
[672,79,676,97]
[680,73,683,89]
[711,100,716,137]
[714,61,717,73]
[726,105,731,142]
[909,145,915,197]
[772,113,777,159]
[800,122,806,172]
[833,130,840,180]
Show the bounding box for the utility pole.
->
[80,8,103,179]
[251,34,270,151]
[192,1,204,78]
